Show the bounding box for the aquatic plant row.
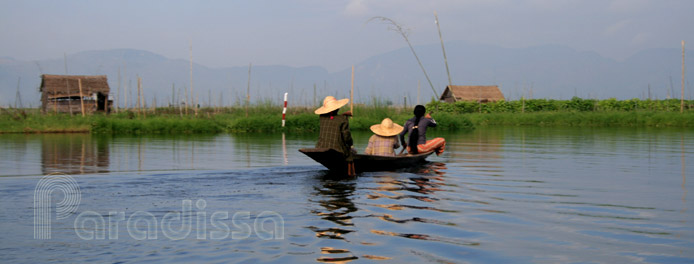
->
[1,97,692,134]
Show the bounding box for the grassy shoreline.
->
[0,107,474,134]
[2,98,692,134]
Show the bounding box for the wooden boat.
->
[299,148,434,173]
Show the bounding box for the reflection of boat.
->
[299,148,433,173]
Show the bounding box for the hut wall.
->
[40,75,111,114]
[44,100,99,114]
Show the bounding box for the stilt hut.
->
[439,85,505,103]
[40,74,112,114]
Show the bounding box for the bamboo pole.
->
[185,84,189,115]
[124,64,128,110]
[195,94,199,116]
[116,67,120,113]
[52,79,57,113]
[368,17,438,97]
[66,79,73,115]
[78,79,85,117]
[137,76,142,115]
[190,39,194,115]
[682,40,686,113]
[434,11,453,88]
[350,65,354,114]
[178,87,183,117]
[246,63,252,117]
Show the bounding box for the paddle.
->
[398,146,407,155]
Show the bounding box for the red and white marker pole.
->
[282,92,288,127]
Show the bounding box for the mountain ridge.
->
[1,43,691,107]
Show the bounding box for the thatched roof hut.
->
[439,85,505,103]
[40,74,111,114]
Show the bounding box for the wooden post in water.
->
[78,79,85,117]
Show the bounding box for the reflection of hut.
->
[40,74,112,114]
[41,134,110,175]
[439,85,505,103]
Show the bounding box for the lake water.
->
[0,127,692,263]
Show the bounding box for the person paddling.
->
[314,96,356,176]
[399,105,446,156]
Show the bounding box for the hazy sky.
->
[1,0,692,72]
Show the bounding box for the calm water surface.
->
[0,127,692,263]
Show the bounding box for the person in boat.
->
[399,105,446,156]
[365,118,403,156]
[314,96,356,176]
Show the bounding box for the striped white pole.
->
[282,92,288,127]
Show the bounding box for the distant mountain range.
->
[1,42,691,107]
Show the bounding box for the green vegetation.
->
[427,97,694,127]
[0,105,473,134]
[466,112,694,127]
[1,97,691,134]
[428,97,694,113]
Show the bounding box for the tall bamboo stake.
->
[234,71,237,106]
[124,62,128,110]
[116,67,120,113]
[78,79,85,117]
[15,77,22,108]
[350,65,354,114]
[682,40,686,113]
[185,84,189,115]
[64,54,73,115]
[137,76,142,115]
[190,39,194,115]
[246,63,252,117]
[195,94,199,116]
[368,16,438,97]
[171,83,175,107]
[178,87,183,117]
[434,11,453,88]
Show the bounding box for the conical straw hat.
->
[370,118,403,137]
[314,96,349,115]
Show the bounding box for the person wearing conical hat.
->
[364,118,403,156]
[315,96,356,176]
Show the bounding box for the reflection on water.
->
[310,174,359,262]
[41,134,110,175]
[0,127,692,263]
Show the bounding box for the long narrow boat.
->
[299,148,434,173]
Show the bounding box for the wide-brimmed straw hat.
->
[314,96,349,115]
[370,118,403,137]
